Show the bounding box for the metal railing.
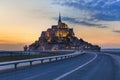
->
[0,50,75,56]
[0,51,84,70]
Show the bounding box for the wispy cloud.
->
[113,30,120,33]
[54,16,107,28]
[54,0,120,21]
[0,40,9,43]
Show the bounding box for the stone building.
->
[27,14,101,51]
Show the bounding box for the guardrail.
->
[0,50,75,56]
[0,51,84,70]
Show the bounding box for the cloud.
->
[54,0,120,21]
[0,40,9,43]
[113,30,120,33]
[0,43,24,51]
[54,16,107,28]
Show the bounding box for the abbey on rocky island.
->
[24,14,101,51]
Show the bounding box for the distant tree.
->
[24,45,28,51]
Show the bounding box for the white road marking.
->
[54,53,97,80]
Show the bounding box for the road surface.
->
[0,52,120,80]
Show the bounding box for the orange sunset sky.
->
[0,0,120,51]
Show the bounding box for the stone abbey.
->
[24,14,100,51]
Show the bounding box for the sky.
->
[0,0,120,51]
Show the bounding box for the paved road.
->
[0,52,119,80]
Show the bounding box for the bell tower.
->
[58,13,62,28]
[58,13,61,23]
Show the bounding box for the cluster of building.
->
[24,14,101,51]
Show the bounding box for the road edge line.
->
[54,53,97,80]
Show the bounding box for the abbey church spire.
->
[58,12,62,23]
[58,13,68,29]
[58,12,62,28]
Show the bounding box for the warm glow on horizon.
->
[74,24,120,48]
[0,0,120,50]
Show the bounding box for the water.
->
[102,48,120,52]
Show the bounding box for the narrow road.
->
[0,52,119,80]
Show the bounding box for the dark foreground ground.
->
[0,51,120,80]
[0,51,73,62]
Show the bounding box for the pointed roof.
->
[58,12,62,22]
